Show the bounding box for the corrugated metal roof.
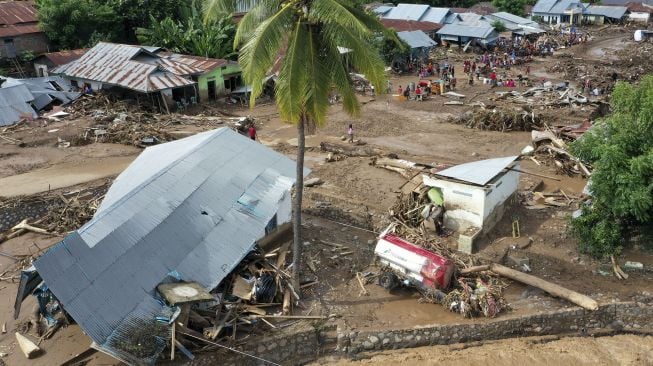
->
[435,156,518,186]
[384,4,430,21]
[437,23,497,39]
[397,30,438,48]
[489,12,541,27]
[421,7,452,23]
[34,128,306,364]
[372,5,393,15]
[55,42,197,93]
[163,54,230,73]
[0,23,40,37]
[0,84,37,126]
[454,13,492,27]
[532,0,559,13]
[0,1,37,25]
[550,0,585,14]
[586,5,628,18]
[37,49,88,66]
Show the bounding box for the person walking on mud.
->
[347,124,354,143]
[248,123,257,141]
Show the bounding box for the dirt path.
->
[313,334,653,366]
[0,156,135,197]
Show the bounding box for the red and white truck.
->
[374,229,454,296]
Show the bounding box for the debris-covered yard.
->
[0,25,652,366]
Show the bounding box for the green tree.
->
[107,0,192,43]
[36,0,121,49]
[570,76,653,258]
[136,10,236,59]
[491,19,506,32]
[492,0,528,16]
[206,0,388,287]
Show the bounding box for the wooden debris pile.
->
[440,276,510,318]
[521,189,581,210]
[528,128,593,177]
[455,108,545,132]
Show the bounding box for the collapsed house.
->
[0,76,80,126]
[32,49,88,77]
[437,23,500,47]
[422,156,520,253]
[17,128,304,364]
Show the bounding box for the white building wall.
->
[629,12,651,23]
[483,166,520,219]
[422,175,486,230]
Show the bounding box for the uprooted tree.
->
[570,75,653,258]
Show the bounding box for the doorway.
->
[207,80,216,100]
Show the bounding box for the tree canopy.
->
[570,75,653,258]
[491,0,529,17]
[36,0,195,49]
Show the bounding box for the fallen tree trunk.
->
[373,157,418,170]
[320,142,382,157]
[489,263,598,310]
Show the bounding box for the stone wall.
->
[183,300,652,365]
[337,300,653,354]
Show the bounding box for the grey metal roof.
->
[437,23,497,39]
[372,5,393,15]
[586,5,628,18]
[550,0,586,14]
[435,156,518,186]
[420,7,452,23]
[454,13,492,27]
[489,12,541,27]
[532,0,559,13]
[0,84,37,126]
[397,30,437,48]
[53,42,199,93]
[384,4,430,21]
[34,128,304,364]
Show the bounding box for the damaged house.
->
[422,156,520,254]
[17,128,304,364]
[53,42,203,112]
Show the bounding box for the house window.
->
[70,80,78,88]
[265,214,278,235]
[3,38,13,44]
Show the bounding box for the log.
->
[489,263,598,310]
[459,265,490,274]
[320,142,382,157]
[373,158,418,170]
[11,219,53,236]
[282,288,291,315]
[16,332,40,359]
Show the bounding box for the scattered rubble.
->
[455,108,545,132]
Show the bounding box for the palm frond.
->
[234,0,282,48]
[310,0,372,39]
[239,5,294,103]
[303,27,331,127]
[321,38,360,117]
[203,0,237,21]
[274,21,309,123]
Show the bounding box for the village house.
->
[484,12,546,36]
[32,49,87,77]
[531,0,587,24]
[396,30,438,60]
[437,23,500,48]
[0,1,49,59]
[622,2,653,22]
[24,127,304,364]
[375,4,461,25]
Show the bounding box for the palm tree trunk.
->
[292,114,306,289]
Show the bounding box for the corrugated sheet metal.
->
[397,30,437,48]
[437,23,496,39]
[435,156,518,186]
[0,84,37,126]
[156,57,203,76]
[0,23,40,37]
[532,0,558,13]
[489,12,540,27]
[34,128,307,364]
[384,4,430,21]
[586,5,628,18]
[373,5,393,15]
[550,0,585,14]
[38,49,88,66]
[380,19,442,32]
[58,42,196,93]
[421,7,452,23]
[0,1,38,25]
[164,54,229,73]
[454,13,492,27]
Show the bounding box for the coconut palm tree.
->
[205,0,388,288]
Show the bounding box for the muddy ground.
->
[0,25,652,365]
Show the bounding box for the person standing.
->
[347,124,354,143]
[248,124,257,140]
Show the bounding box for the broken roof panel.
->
[0,84,37,126]
[435,156,518,186]
[437,23,497,39]
[34,128,304,364]
[397,30,438,48]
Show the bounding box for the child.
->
[347,124,354,143]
